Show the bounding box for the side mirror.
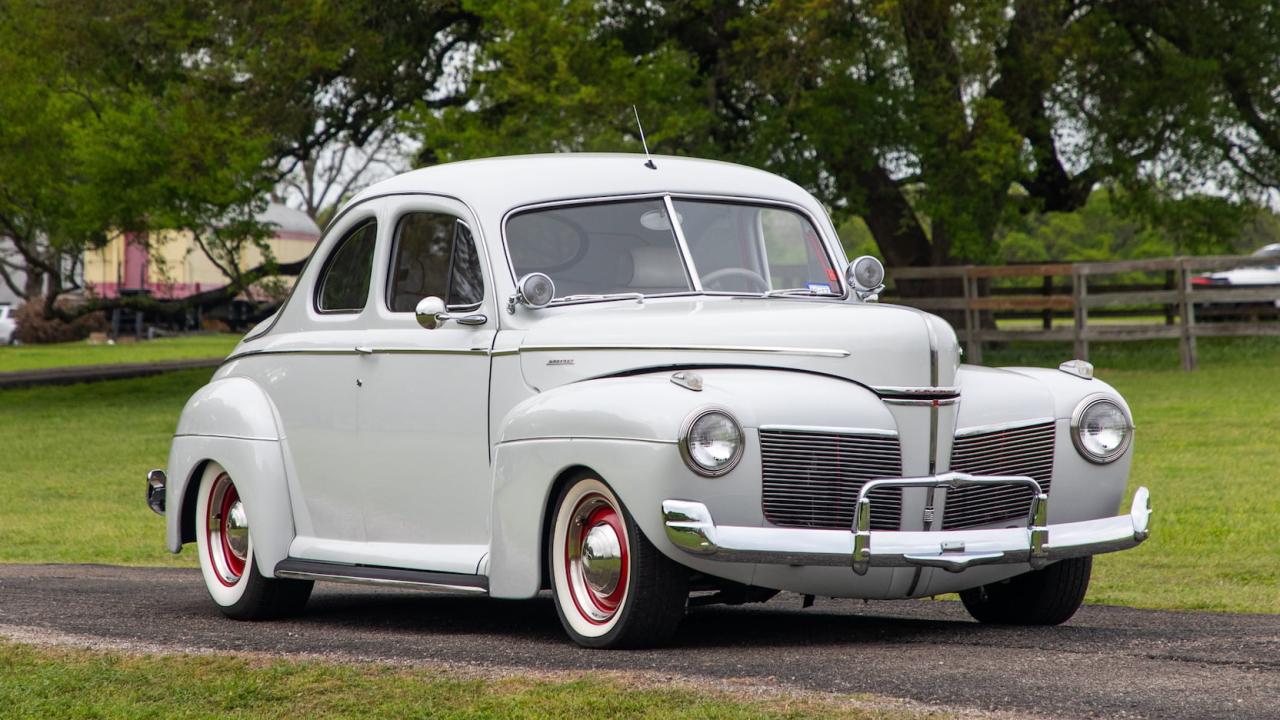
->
[415,296,487,330]
[506,272,556,314]
[846,256,885,302]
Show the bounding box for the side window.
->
[387,212,485,312]
[316,220,377,313]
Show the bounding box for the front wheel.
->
[549,474,688,648]
[194,462,312,620]
[960,557,1092,626]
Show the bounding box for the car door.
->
[260,212,378,553]
[354,198,497,574]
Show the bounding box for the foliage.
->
[414,1,1279,271]
[10,305,107,345]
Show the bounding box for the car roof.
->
[343,153,820,222]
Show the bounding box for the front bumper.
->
[662,472,1151,573]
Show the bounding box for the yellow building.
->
[84,203,321,300]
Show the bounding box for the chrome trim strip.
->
[665,194,704,292]
[223,347,492,364]
[871,385,960,397]
[517,344,851,358]
[495,435,676,446]
[274,569,488,594]
[954,417,1057,438]
[758,424,898,437]
[882,397,960,406]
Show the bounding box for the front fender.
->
[488,369,896,598]
[165,377,295,578]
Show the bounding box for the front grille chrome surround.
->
[945,420,1056,530]
[760,428,903,531]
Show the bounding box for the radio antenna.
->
[632,105,657,170]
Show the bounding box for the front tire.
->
[548,474,688,648]
[194,462,312,620]
[960,557,1092,625]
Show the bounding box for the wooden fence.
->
[885,255,1280,370]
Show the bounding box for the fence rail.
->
[884,255,1280,370]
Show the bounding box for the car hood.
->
[515,297,959,393]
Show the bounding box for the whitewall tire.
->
[549,474,687,648]
[194,462,312,620]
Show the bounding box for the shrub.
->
[13,303,109,344]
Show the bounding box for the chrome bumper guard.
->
[146,469,167,516]
[662,472,1151,574]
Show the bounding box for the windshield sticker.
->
[806,283,834,295]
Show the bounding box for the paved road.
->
[1,564,1275,719]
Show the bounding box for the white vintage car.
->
[147,154,1150,648]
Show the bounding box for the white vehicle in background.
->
[0,305,15,345]
[146,154,1151,649]
[1193,243,1280,288]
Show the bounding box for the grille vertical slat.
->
[944,421,1056,530]
[760,429,903,530]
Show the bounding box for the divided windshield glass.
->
[505,198,842,303]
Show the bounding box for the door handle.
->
[354,346,373,354]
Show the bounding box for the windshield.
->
[505,198,841,302]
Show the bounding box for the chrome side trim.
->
[223,347,492,364]
[274,569,488,593]
[882,397,960,406]
[757,424,897,437]
[954,417,1057,437]
[518,344,851,358]
[871,385,960,397]
[495,436,676,446]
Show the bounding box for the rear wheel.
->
[960,557,1092,626]
[194,462,312,620]
[549,474,687,648]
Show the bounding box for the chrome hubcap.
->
[224,500,249,561]
[581,523,622,595]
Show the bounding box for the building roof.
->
[260,202,321,237]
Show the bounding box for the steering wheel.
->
[700,267,769,293]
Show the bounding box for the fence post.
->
[1042,274,1053,330]
[1177,257,1198,371]
[962,267,983,364]
[1072,267,1089,361]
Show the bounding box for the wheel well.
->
[178,460,209,545]
[538,464,596,591]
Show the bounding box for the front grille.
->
[944,421,1056,530]
[760,429,903,531]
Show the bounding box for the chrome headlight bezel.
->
[1070,394,1133,464]
[679,408,744,477]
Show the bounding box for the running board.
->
[273,558,489,594]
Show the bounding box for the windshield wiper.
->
[550,292,645,305]
[761,287,832,298]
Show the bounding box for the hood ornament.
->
[670,371,704,392]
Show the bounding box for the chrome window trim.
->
[1070,394,1134,464]
[664,194,704,292]
[679,407,745,477]
[499,192,848,305]
[313,217,379,315]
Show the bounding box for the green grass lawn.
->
[0,334,240,373]
[0,337,1276,612]
[0,643,936,720]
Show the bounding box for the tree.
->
[415,1,1264,271]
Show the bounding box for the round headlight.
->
[681,410,744,477]
[1071,396,1133,464]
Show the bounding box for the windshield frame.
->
[500,192,848,306]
